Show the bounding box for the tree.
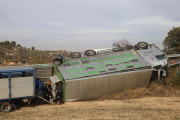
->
[4,40,10,46]
[17,44,22,47]
[11,41,16,47]
[0,40,10,47]
[31,46,35,51]
[163,27,180,54]
[112,39,133,48]
[8,44,13,49]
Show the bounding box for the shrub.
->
[172,70,180,88]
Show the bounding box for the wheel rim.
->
[4,105,10,111]
[86,51,94,55]
[139,43,146,47]
[71,53,80,57]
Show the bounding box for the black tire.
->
[70,52,81,58]
[1,102,12,113]
[137,42,148,49]
[84,50,96,56]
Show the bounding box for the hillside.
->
[0,41,69,66]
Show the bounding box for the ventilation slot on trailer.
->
[82,61,90,64]
[108,68,117,71]
[131,59,138,62]
[126,66,134,68]
[64,64,71,67]
[137,67,146,70]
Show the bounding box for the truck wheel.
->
[70,52,81,58]
[1,102,12,113]
[137,42,148,49]
[84,50,96,56]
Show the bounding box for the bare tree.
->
[112,39,133,48]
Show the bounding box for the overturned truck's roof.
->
[58,50,151,81]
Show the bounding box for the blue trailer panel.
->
[0,66,35,112]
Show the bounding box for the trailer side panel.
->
[11,76,34,98]
[0,78,9,100]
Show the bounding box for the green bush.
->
[172,70,180,88]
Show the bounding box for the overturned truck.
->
[0,42,168,113]
[54,42,168,102]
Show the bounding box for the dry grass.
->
[97,87,151,101]
[97,81,180,101]
[1,97,180,120]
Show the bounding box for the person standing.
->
[55,82,62,105]
[54,52,65,64]
[47,80,52,101]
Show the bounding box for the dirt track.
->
[1,97,180,120]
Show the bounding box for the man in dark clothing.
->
[55,82,62,105]
[54,52,65,64]
[47,80,52,91]
[46,80,53,101]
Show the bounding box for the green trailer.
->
[53,50,153,103]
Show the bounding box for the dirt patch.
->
[1,97,180,120]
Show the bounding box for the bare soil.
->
[1,97,180,120]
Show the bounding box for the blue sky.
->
[0,0,180,51]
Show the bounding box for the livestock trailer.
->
[0,66,35,113]
[54,49,153,102]
[52,42,168,103]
